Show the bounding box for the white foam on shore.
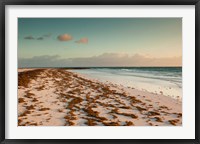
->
[69,69,182,100]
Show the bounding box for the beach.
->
[18,68,182,126]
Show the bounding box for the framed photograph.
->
[0,0,199,143]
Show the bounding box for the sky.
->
[18,18,182,67]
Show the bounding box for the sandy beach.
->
[18,68,182,126]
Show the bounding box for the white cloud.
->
[19,53,182,68]
[57,34,73,41]
[75,38,88,44]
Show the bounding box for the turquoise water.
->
[70,67,182,98]
[88,67,182,88]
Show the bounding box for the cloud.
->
[24,34,51,41]
[57,34,73,41]
[19,55,63,68]
[37,37,44,40]
[75,38,88,44]
[24,36,35,40]
[43,33,51,37]
[18,53,182,68]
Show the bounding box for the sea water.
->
[70,67,182,99]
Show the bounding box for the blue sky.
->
[18,18,182,67]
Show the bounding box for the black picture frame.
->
[0,0,199,143]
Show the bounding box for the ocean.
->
[69,67,182,99]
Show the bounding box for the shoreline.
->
[18,68,182,126]
[70,69,182,102]
[69,68,182,101]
